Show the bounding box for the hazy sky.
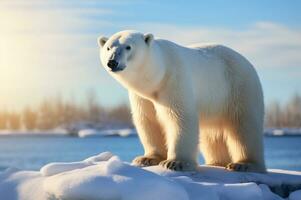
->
[0,0,301,110]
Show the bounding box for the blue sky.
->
[0,0,301,110]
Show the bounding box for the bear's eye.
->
[107,47,110,51]
[126,46,131,50]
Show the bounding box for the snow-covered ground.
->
[78,128,137,138]
[77,127,301,137]
[0,152,300,200]
[1,128,301,137]
[0,128,69,136]
[0,128,137,137]
[264,128,301,136]
[1,127,301,137]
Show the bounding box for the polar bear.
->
[97,30,266,172]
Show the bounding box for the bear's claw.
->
[159,159,196,171]
[226,162,266,173]
[132,155,163,167]
[226,162,250,172]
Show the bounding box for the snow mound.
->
[78,128,136,138]
[1,152,301,200]
[264,128,301,136]
[40,152,114,176]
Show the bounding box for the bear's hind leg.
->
[200,129,231,167]
[225,120,266,173]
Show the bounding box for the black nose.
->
[107,60,118,70]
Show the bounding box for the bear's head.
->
[98,30,154,75]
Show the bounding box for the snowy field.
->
[1,152,301,200]
[78,128,137,137]
[1,128,301,137]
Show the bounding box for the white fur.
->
[98,30,266,172]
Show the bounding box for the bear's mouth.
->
[110,67,124,72]
[109,64,126,72]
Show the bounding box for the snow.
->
[1,127,300,137]
[0,128,137,138]
[264,128,301,136]
[78,128,137,138]
[0,128,69,136]
[0,152,301,200]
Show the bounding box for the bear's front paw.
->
[132,155,164,167]
[226,162,266,173]
[159,159,196,171]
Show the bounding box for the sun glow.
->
[0,8,46,108]
[0,4,99,110]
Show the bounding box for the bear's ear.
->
[97,36,108,48]
[144,33,154,45]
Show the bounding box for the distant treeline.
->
[0,91,132,131]
[265,93,301,128]
[0,92,300,131]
